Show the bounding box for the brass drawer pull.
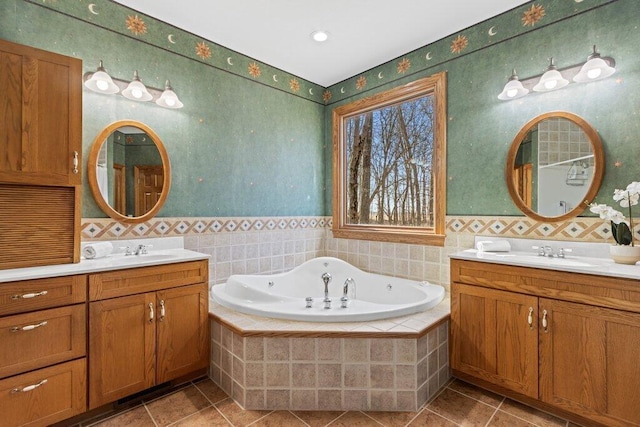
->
[11,290,48,300]
[73,151,79,174]
[542,309,549,333]
[149,303,154,323]
[159,300,165,322]
[11,379,48,394]
[527,307,534,328]
[11,321,48,332]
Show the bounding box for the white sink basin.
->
[110,253,179,265]
[493,254,599,268]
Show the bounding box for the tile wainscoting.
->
[82,215,615,289]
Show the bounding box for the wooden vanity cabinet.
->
[88,261,209,409]
[0,39,82,269]
[0,38,82,186]
[451,259,640,427]
[451,283,538,399]
[0,274,87,427]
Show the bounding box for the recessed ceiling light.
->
[311,30,329,42]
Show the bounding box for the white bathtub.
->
[211,257,445,322]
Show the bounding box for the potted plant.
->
[590,181,640,264]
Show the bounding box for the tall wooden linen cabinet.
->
[0,38,82,269]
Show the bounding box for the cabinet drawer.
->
[0,275,87,316]
[0,304,86,379]
[89,260,208,301]
[0,358,86,427]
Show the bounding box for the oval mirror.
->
[88,120,171,223]
[506,111,604,222]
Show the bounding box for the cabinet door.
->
[0,39,81,186]
[451,283,539,398]
[156,284,209,383]
[540,299,640,426]
[89,293,156,409]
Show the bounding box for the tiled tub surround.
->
[209,298,450,412]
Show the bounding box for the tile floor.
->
[79,377,580,427]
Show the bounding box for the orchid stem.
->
[629,191,635,247]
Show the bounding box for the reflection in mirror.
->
[506,112,604,222]
[96,127,163,216]
[88,120,171,224]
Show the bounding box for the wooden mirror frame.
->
[505,111,604,222]
[87,120,171,224]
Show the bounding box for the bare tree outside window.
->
[332,73,446,245]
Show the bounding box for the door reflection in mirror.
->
[96,127,163,217]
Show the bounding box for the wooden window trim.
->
[331,72,447,246]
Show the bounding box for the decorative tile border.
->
[83,215,622,243]
[445,215,628,243]
[81,216,330,240]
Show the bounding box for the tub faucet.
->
[321,272,332,309]
[343,277,355,299]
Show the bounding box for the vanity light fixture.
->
[121,70,153,102]
[573,45,616,83]
[498,45,616,101]
[84,60,120,94]
[498,69,529,100]
[155,80,184,109]
[532,58,569,92]
[83,62,184,109]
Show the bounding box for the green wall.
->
[0,0,326,218]
[2,0,638,220]
[325,0,640,217]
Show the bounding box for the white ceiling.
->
[113,0,530,87]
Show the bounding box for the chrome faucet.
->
[133,244,148,255]
[321,272,332,309]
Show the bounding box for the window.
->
[332,72,447,245]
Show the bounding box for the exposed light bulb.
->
[506,88,518,98]
[96,80,109,91]
[587,68,602,79]
[131,88,142,99]
[544,79,557,90]
[165,97,176,107]
[311,30,329,42]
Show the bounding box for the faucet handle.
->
[532,246,545,256]
[557,248,572,258]
[119,246,133,256]
[305,297,313,308]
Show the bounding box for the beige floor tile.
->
[427,388,497,426]
[407,409,458,426]
[447,379,504,407]
[328,412,384,426]
[364,410,421,426]
[250,411,308,426]
[170,406,232,426]
[215,397,271,426]
[500,399,566,427]
[292,411,345,427]
[146,385,211,427]
[88,405,155,427]
[487,410,537,427]
[195,378,230,404]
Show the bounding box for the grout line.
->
[211,398,236,426]
[484,406,500,427]
[357,411,386,426]
[288,410,312,427]
[245,410,276,426]
[421,408,464,427]
[143,404,159,427]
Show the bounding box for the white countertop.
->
[451,248,640,281]
[0,237,209,283]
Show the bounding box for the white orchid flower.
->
[626,181,640,196]
[589,203,625,223]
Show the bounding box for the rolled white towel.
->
[82,242,114,259]
[476,240,511,252]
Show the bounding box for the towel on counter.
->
[82,242,114,259]
[476,240,511,252]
